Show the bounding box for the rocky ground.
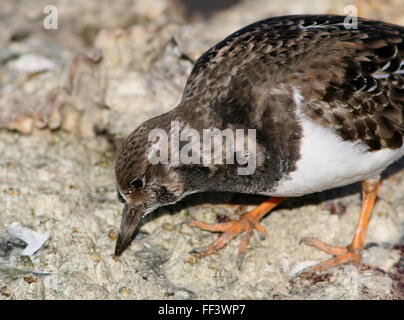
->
[0,0,403,300]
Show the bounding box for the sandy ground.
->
[0,0,403,300]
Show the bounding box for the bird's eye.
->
[130,179,143,189]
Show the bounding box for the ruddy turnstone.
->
[114,15,404,274]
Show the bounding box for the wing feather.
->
[181,15,404,150]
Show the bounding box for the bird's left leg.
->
[300,177,380,275]
[189,197,284,267]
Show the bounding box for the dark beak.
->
[114,203,144,256]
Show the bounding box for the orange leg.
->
[300,178,380,275]
[189,197,284,268]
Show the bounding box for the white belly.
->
[272,116,404,197]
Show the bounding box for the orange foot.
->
[299,237,362,275]
[299,178,380,276]
[188,197,284,268]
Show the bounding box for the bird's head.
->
[114,119,187,256]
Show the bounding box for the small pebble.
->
[162,222,175,231]
[119,287,132,295]
[23,276,37,284]
[183,254,197,265]
[89,253,101,263]
[5,188,19,196]
[13,53,56,73]
[0,286,12,297]
[108,229,118,241]
[208,263,218,270]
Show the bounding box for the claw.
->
[236,253,245,270]
[181,219,194,225]
[299,237,310,246]
[189,247,204,256]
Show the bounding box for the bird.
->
[114,14,404,274]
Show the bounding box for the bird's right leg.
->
[300,178,380,275]
[188,197,284,267]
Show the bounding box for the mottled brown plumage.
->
[182,15,404,150]
[114,15,404,267]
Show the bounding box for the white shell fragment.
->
[13,53,56,74]
[7,222,49,256]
